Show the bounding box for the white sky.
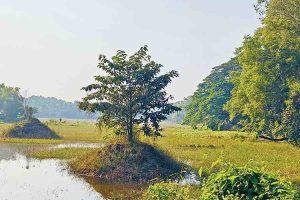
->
[0,0,260,102]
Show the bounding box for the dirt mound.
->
[71,143,182,183]
[6,118,59,139]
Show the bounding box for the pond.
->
[0,143,106,200]
[0,142,199,199]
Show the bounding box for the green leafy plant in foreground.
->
[144,181,190,200]
[201,165,299,200]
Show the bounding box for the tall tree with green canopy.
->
[0,83,25,122]
[225,0,300,143]
[183,58,241,130]
[255,0,300,25]
[79,46,180,143]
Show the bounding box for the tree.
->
[255,0,300,26]
[225,0,300,143]
[0,84,25,122]
[24,106,38,120]
[79,46,180,143]
[22,90,38,120]
[277,81,300,145]
[183,58,241,130]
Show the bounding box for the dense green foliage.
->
[183,0,300,144]
[279,81,300,145]
[80,46,180,142]
[184,59,241,130]
[201,165,299,199]
[28,96,96,119]
[0,84,24,122]
[144,182,190,200]
[224,0,300,143]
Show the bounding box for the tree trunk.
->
[127,71,134,144]
[128,125,134,144]
[128,116,133,144]
[128,130,133,144]
[259,135,288,142]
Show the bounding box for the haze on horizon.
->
[0,0,260,102]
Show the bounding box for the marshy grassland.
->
[143,126,300,186]
[1,121,300,188]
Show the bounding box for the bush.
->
[143,182,190,200]
[201,165,299,200]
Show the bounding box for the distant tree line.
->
[0,84,98,122]
[184,0,300,145]
[165,96,192,124]
[28,96,97,120]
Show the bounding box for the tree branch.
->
[259,135,288,142]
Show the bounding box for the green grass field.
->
[1,120,300,188]
[0,120,105,144]
[144,125,300,187]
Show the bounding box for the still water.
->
[0,143,199,200]
[0,143,105,200]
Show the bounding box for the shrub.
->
[201,165,299,200]
[143,182,190,200]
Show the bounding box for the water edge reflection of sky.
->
[0,152,105,200]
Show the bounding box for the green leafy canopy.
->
[184,58,241,130]
[79,46,180,142]
[225,0,300,143]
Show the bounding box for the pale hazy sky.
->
[0,0,260,102]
